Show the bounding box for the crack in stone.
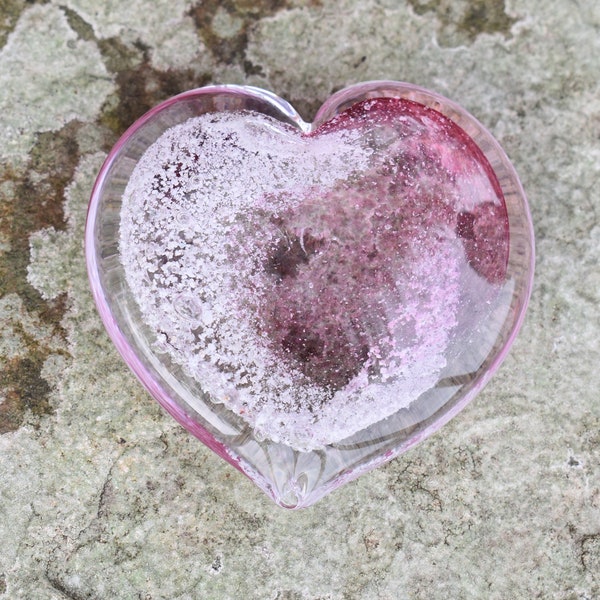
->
[42,453,128,599]
[45,573,88,600]
[580,533,600,572]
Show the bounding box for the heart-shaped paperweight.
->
[86,81,534,508]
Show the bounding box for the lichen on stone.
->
[0,3,114,166]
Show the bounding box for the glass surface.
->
[86,82,534,508]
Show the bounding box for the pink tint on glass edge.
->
[86,82,534,508]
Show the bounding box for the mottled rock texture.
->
[0,0,599,598]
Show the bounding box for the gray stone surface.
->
[0,0,599,598]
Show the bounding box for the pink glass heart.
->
[86,82,534,508]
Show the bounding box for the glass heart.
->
[86,81,534,508]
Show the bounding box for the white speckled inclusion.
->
[120,111,466,450]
